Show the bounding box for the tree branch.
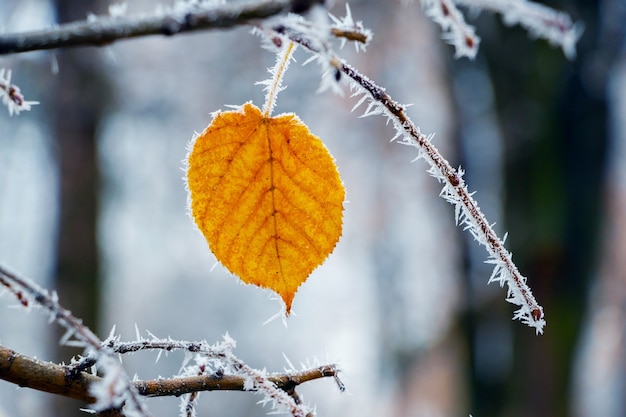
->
[0,264,151,416]
[268,20,546,332]
[336,59,546,333]
[0,345,97,403]
[0,0,320,55]
[0,344,342,402]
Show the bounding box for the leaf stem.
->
[262,41,296,117]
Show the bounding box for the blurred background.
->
[1,0,624,417]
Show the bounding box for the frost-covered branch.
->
[0,0,578,58]
[0,0,320,55]
[0,264,342,416]
[0,344,98,404]
[0,264,151,416]
[342,61,546,333]
[0,344,340,404]
[265,11,546,333]
[105,334,326,417]
[453,0,582,58]
[421,0,480,59]
[420,0,582,59]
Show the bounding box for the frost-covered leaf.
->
[186,103,344,313]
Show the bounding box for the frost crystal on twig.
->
[1,263,334,415]
[0,265,151,416]
[454,0,582,58]
[258,39,297,117]
[419,0,581,59]
[329,4,373,52]
[341,61,546,333]
[111,333,313,417]
[0,69,39,116]
[268,14,546,333]
[422,0,480,59]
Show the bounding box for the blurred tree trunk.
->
[571,0,626,415]
[475,1,609,416]
[51,1,110,416]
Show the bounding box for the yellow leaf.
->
[186,102,344,313]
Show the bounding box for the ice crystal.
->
[0,69,39,116]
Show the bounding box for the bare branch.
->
[0,0,320,55]
[0,265,150,415]
[0,345,98,403]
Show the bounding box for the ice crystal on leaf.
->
[186,41,344,314]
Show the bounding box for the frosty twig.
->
[0,344,340,402]
[0,265,153,416]
[0,264,342,416]
[421,0,581,59]
[0,0,315,55]
[341,61,546,333]
[268,10,546,333]
[0,69,38,115]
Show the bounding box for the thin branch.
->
[0,0,319,55]
[0,68,39,115]
[0,265,150,416]
[0,345,341,401]
[341,60,545,333]
[421,0,480,59]
[136,364,342,397]
[0,345,98,403]
[0,265,103,348]
[268,19,545,333]
[453,0,583,59]
[108,335,314,417]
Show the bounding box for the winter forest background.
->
[1,0,625,417]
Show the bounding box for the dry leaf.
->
[187,102,344,313]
